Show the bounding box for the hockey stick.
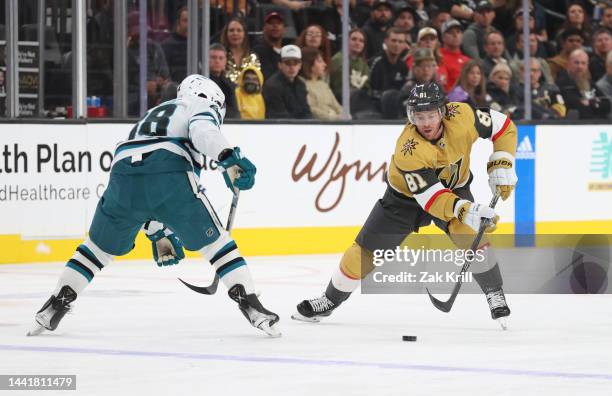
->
[426,190,501,313]
[178,185,240,295]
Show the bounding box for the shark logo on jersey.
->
[401,138,418,156]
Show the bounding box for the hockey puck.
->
[402,335,417,342]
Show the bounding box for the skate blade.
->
[496,317,508,330]
[291,311,321,323]
[26,322,46,337]
[258,321,282,338]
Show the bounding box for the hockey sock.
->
[473,263,503,294]
[325,248,361,304]
[200,233,255,294]
[53,238,114,296]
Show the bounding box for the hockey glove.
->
[144,221,185,267]
[487,151,517,201]
[454,200,499,233]
[217,147,256,191]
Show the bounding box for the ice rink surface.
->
[1,255,611,396]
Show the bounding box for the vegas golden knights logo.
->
[401,138,418,156]
[435,157,463,189]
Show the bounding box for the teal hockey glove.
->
[217,147,256,191]
[144,221,185,267]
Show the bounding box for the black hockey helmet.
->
[406,82,447,124]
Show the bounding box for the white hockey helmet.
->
[177,74,227,121]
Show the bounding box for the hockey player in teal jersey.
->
[27,75,281,337]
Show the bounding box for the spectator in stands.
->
[209,43,240,119]
[601,6,612,30]
[556,48,610,119]
[509,32,554,85]
[450,0,478,26]
[517,58,566,120]
[362,0,394,59]
[253,12,286,81]
[556,2,593,46]
[329,28,371,100]
[406,27,450,89]
[487,62,520,116]
[429,4,451,33]
[439,19,470,92]
[393,2,420,43]
[296,25,333,68]
[161,6,188,83]
[301,47,343,120]
[220,17,261,85]
[235,66,266,120]
[406,27,439,67]
[407,0,429,23]
[595,51,612,120]
[369,27,410,117]
[263,45,312,119]
[589,28,612,82]
[271,0,312,12]
[547,28,584,80]
[315,0,358,53]
[447,59,491,107]
[353,0,375,28]
[481,31,510,78]
[398,48,443,115]
[126,11,171,116]
[461,0,496,60]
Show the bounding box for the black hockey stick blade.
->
[426,281,461,312]
[178,275,219,295]
[425,191,501,313]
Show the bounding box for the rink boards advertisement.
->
[0,122,610,263]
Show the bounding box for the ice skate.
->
[486,288,511,330]
[228,284,281,337]
[292,294,339,323]
[27,285,77,336]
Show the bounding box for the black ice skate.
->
[228,284,281,337]
[486,288,511,330]
[27,285,77,336]
[292,294,339,323]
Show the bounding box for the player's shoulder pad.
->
[187,97,222,129]
[393,124,436,171]
[455,103,499,140]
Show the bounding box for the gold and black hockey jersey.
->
[387,102,517,222]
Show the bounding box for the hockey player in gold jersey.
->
[293,82,517,328]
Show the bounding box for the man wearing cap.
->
[253,12,287,80]
[439,18,470,92]
[262,45,312,119]
[461,0,495,59]
[398,48,443,117]
[406,27,449,88]
[393,2,420,43]
[363,0,394,59]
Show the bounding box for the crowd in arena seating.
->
[22,0,612,121]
